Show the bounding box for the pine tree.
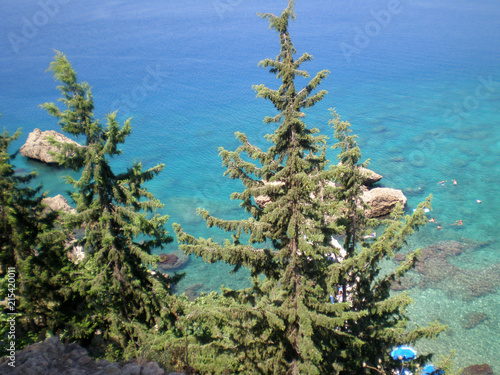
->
[41,52,178,356]
[328,112,445,373]
[174,2,444,374]
[0,127,74,348]
[174,2,341,373]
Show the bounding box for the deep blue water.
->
[1,0,499,371]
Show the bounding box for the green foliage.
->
[41,50,100,144]
[0,127,75,352]
[174,2,445,374]
[41,52,179,355]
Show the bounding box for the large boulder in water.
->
[157,252,189,270]
[361,187,407,218]
[254,170,383,209]
[254,179,405,219]
[0,336,166,375]
[359,167,383,186]
[20,128,82,164]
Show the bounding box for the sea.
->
[1,0,499,372]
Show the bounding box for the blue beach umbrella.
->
[422,364,444,375]
[390,346,417,361]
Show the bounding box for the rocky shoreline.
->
[0,337,185,375]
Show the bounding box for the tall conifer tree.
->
[41,52,177,355]
[328,112,445,373]
[175,2,444,374]
[175,2,341,373]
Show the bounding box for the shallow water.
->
[1,0,499,371]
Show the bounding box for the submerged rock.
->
[462,312,489,329]
[157,252,189,270]
[20,128,82,164]
[394,253,406,262]
[390,276,417,291]
[184,282,205,301]
[462,364,494,375]
[395,240,500,300]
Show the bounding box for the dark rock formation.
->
[462,364,494,375]
[20,128,82,164]
[157,252,189,270]
[390,276,417,291]
[359,167,383,186]
[0,336,170,375]
[42,194,76,215]
[462,312,489,329]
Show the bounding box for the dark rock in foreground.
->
[462,312,489,330]
[462,363,494,375]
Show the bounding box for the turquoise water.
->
[1,0,499,371]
